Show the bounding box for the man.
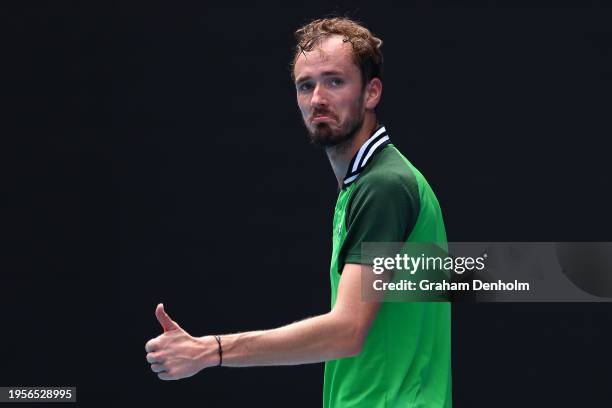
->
[145,17,451,407]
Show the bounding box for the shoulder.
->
[340,146,422,246]
[350,146,420,205]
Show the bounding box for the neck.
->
[325,113,378,188]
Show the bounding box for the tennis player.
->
[145,17,451,407]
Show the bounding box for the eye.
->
[329,78,344,87]
[297,81,313,92]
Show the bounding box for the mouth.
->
[311,114,335,124]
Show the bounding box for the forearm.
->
[202,311,363,368]
[145,265,379,380]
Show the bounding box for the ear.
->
[364,78,383,110]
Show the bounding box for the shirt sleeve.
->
[339,173,420,271]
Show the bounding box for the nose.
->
[310,83,328,108]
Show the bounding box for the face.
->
[293,36,371,147]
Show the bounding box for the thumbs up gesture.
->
[145,303,216,380]
[155,303,181,332]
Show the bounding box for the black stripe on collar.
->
[342,125,391,188]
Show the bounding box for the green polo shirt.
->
[323,125,452,408]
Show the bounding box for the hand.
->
[145,303,213,380]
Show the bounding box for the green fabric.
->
[323,145,452,408]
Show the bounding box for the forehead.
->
[294,35,358,80]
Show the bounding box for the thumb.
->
[155,303,181,332]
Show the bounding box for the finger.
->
[146,352,163,364]
[158,370,174,381]
[155,303,180,332]
[150,364,166,373]
[145,339,158,353]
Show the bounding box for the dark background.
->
[3,1,612,407]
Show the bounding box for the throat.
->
[325,119,379,187]
[326,140,355,187]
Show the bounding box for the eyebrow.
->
[295,70,345,84]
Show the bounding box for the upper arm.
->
[341,173,419,269]
[331,263,383,352]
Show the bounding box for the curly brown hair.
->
[291,17,383,86]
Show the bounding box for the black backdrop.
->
[3,2,612,407]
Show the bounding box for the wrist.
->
[197,335,222,369]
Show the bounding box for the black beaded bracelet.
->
[214,335,223,366]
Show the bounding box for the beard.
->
[307,115,363,148]
[305,98,365,148]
